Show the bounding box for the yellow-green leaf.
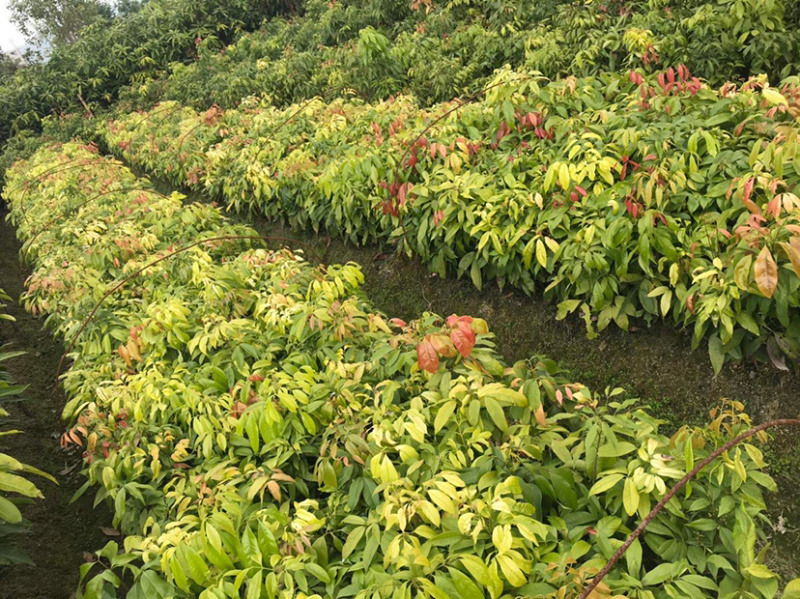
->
[623,477,639,517]
[754,246,778,298]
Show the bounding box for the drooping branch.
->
[4,156,98,200]
[11,160,130,224]
[54,234,323,383]
[131,103,184,132]
[125,104,187,155]
[578,417,800,598]
[24,186,169,252]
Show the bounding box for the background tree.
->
[0,52,21,80]
[9,0,110,46]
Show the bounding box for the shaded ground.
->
[0,213,110,599]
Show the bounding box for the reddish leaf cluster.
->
[416,314,488,373]
[569,185,588,203]
[370,121,384,145]
[378,180,414,216]
[629,65,701,109]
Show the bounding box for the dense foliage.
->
[0,288,53,566]
[122,0,800,113]
[4,142,799,597]
[105,66,800,371]
[0,0,294,144]
[5,0,800,159]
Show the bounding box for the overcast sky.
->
[0,0,27,53]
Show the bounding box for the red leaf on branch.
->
[417,338,440,373]
[450,322,476,357]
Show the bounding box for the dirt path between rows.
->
[0,212,109,599]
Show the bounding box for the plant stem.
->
[579,417,800,598]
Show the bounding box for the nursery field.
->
[1,138,798,598]
[3,0,800,598]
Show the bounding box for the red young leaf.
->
[417,339,440,373]
[451,322,476,357]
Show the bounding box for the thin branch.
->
[579,417,800,598]
[11,160,129,224]
[24,186,169,253]
[55,234,322,383]
[397,75,530,169]
[77,92,94,119]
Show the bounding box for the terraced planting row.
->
[5,142,798,596]
[106,67,800,371]
[131,0,798,112]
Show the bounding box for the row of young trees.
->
[5,0,800,155]
[5,141,799,598]
[0,0,297,144]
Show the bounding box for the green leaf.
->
[434,401,457,434]
[782,579,800,599]
[763,88,788,106]
[306,562,331,583]
[246,569,263,599]
[459,555,491,587]
[341,527,364,560]
[558,163,570,190]
[746,564,776,579]
[588,473,623,495]
[470,259,482,290]
[535,239,547,268]
[598,441,636,457]
[625,538,642,576]
[0,495,22,524]
[0,472,42,498]
[623,477,639,517]
[497,554,526,587]
[736,311,760,335]
[708,334,724,375]
[483,397,507,432]
[448,567,483,599]
[129,571,175,599]
[641,562,682,586]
